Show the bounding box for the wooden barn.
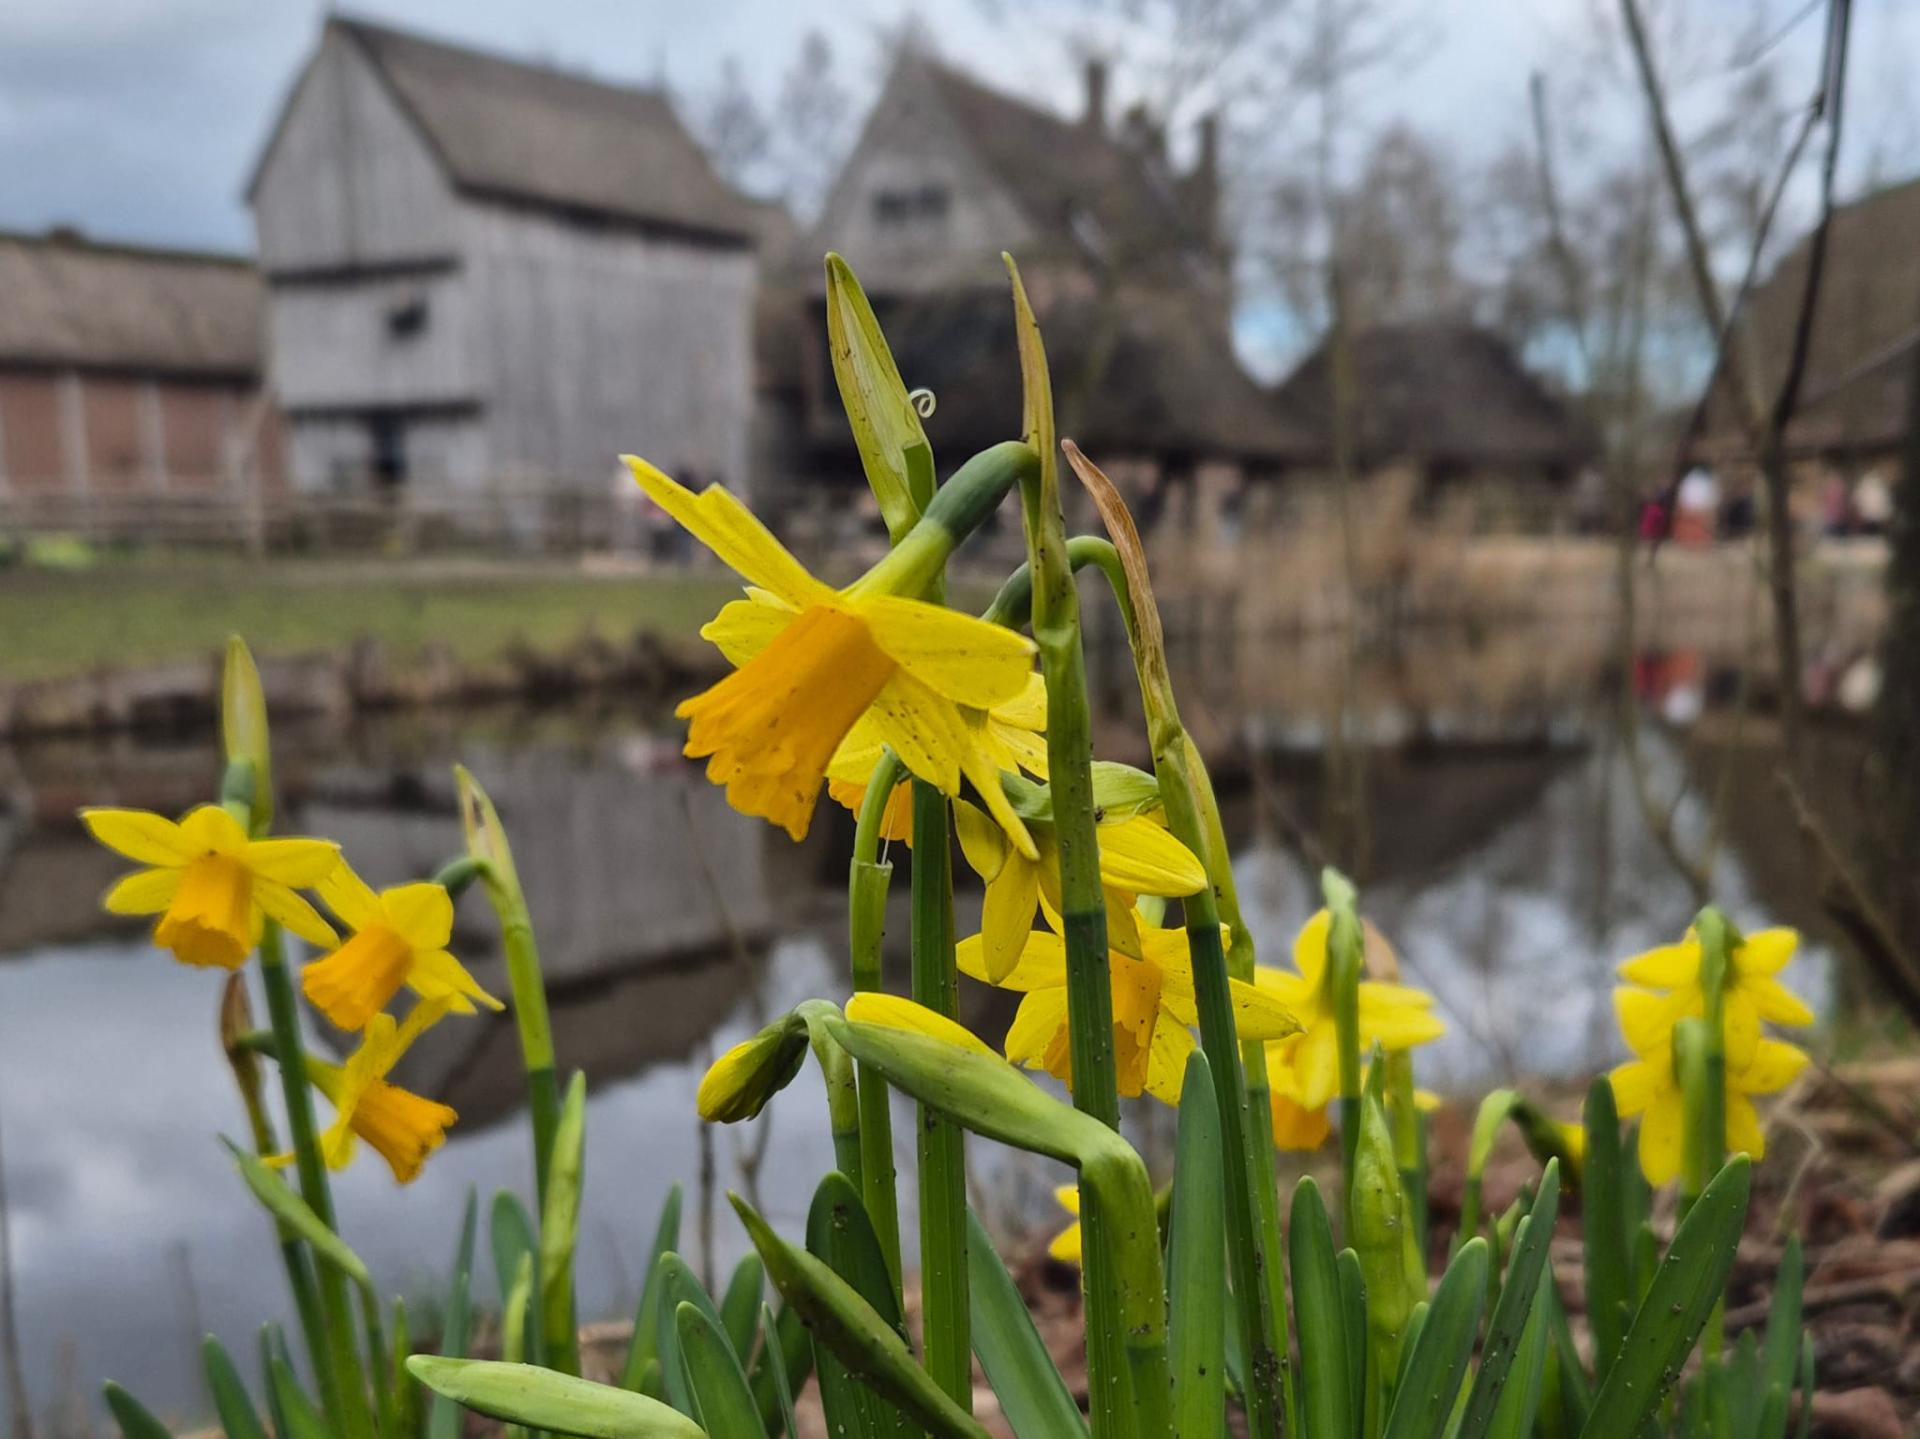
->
[247,16,761,529]
[756,53,1304,553]
[1269,323,1591,531]
[0,227,283,541]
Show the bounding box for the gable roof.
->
[1271,323,1588,470]
[1698,175,1920,459]
[895,56,1217,284]
[0,229,263,379]
[256,16,757,244]
[768,284,1310,467]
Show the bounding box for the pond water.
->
[0,636,1842,1424]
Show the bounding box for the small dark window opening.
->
[368,415,407,491]
[873,184,950,227]
[387,296,430,340]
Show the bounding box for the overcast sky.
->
[6,0,1916,253]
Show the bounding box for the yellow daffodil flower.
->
[953,795,1206,982]
[1048,1185,1082,1263]
[311,1001,457,1184]
[82,805,338,970]
[624,456,1039,853]
[824,672,1050,845]
[302,865,502,1031]
[1609,1019,1808,1185]
[1616,927,1813,1069]
[1256,910,1447,1150]
[959,910,1297,1104]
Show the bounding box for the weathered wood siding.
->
[251,32,459,271]
[464,205,756,495]
[812,71,1033,293]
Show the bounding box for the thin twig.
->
[1776,769,1920,1018]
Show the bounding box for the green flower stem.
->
[850,752,906,1295]
[981,535,1139,639]
[808,1023,865,1190]
[1181,732,1298,1434]
[1324,874,1366,1193]
[1005,260,1132,1438]
[1059,444,1290,1437]
[478,867,560,1204]
[1151,741,1288,1438]
[457,771,561,1204]
[911,775,970,1404]
[227,998,333,1423]
[1685,909,1735,1364]
[255,922,375,1439]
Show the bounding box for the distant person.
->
[1720,489,1755,538]
[1674,465,1719,546]
[1854,467,1893,537]
[1821,472,1851,537]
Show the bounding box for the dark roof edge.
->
[0,227,255,271]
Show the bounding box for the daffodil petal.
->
[1003,989,1071,1067]
[1738,1037,1809,1095]
[1725,1092,1765,1159]
[381,883,455,949]
[1615,987,1680,1055]
[1617,941,1700,990]
[1293,910,1332,987]
[243,837,339,888]
[1724,991,1762,1072]
[81,808,194,866]
[1638,1089,1684,1186]
[1360,1004,1448,1051]
[961,746,1039,862]
[256,880,339,951]
[103,867,183,915]
[1095,814,1206,897]
[859,595,1036,708]
[409,949,504,1012]
[957,925,1068,991]
[993,673,1048,732]
[1227,978,1302,1041]
[865,670,967,796]
[701,597,794,667]
[623,456,830,608]
[1293,1019,1339,1111]
[979,861,1041,984]
[953,799,1010,883]
[317,864,384,931]
[1750,977,1815,1028]
[1737,928,1798,976]
[1144,1022,1196,1106]
[844,992,998,1058]
[1609,1057,1659,1116]
[179,805,251,855]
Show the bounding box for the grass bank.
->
[0,556,741,683]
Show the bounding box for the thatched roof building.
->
[249,17,759,245]
[1270,323,1589,477]
[1697,175,1920,465]
[0,228,263,381]
[0,228,279,511]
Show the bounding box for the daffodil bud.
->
[697,1012,812,1124]
[825,253,932,542]
[1351,1090,1415,1370]
[221,636,272,834]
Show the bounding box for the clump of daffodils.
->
[85,672,496,1187]
[1611,923,1813,1185]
